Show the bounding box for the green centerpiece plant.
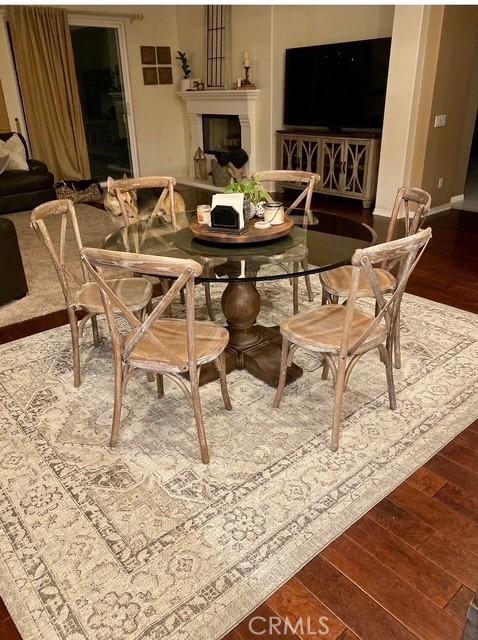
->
[225,177,269,218]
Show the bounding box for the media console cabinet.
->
[276,129,381,208]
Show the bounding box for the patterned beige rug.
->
[0,281,477,640]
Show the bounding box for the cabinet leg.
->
[362,199,373,209]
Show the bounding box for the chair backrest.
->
[80,247,203,372]
[340,227,432,357]
[31,199,86,308]
[386,187,431,243]
[251,170,320,219]
[112,176,178,230]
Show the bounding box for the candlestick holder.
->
[242,65,256,89]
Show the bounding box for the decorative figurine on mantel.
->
[241,51,256,89]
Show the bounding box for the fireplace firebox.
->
[202,114,241,155]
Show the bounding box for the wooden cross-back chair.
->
[80,247,232,464]
[273,228,432,452]
[113,176,179,231]
[252,170,320,221]
[251,170,321,313]
[320,186,431,368]
[113,176,217,321]
[31,200,153,388]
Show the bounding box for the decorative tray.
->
[189,216,294,244]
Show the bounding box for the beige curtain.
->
[8,6,90,180]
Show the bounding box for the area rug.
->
[0,282,477,640]
[0,205,114,327]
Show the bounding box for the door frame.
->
[68,13,140,177]
[0,13,30,150]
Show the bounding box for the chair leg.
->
[190,369,210,464]
[379,343,397,410]
[301,260,314,302]
[110,361,125,447]
[273,337,290,408]
[394,306,402,369]
[215,352,232,410]
[204,282,216,321]
[68,308,81,388]
[321,355,330,380]
[91,314,100,347]
[330,357,347,451]
[156,374,164,398]
[292,262,299,314]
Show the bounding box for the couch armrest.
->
[28,159,48,174]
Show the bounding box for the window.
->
[206,6,226,88]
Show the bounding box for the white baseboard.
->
[374,196,461,218]
[427,203,451,215]
[372,207,392,217]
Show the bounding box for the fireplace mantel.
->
[179,89,261,174]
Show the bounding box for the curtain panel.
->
[8,6,90,181]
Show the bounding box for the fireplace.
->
[202,115,241,154]
[179,89,261,178]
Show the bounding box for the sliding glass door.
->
[70,25,134,180]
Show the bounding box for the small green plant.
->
[225,177,268,204]
[176,51,191,79]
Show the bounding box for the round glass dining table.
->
[103,209,376,386]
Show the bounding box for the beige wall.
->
[179,5,395,171]
[57,5,188,176]
[0,79,10,132]
[10,3,476,207]
[374,5,431,215]
[418,6,478,205]
[119,6,186,176]
[409,6,444,188]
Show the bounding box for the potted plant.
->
[176,51,192,91]
[225,176,269,218]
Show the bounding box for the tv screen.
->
[284,38,391,130]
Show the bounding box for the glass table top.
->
[103,209,377,283]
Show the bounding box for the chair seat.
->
[320,265,396,298]
[126,318,229,372]
[281,305,387,354]
[77,278,153,313]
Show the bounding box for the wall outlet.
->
[438,177,444,189]
[434,114,447,127]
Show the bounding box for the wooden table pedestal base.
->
[198,280,302,388]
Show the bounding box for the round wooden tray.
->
[190,216,294,244]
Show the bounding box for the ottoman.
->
[0,217,28,305]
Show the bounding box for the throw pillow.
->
[0,134,29,171]
[0,149,9,176]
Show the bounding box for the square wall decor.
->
[158,67,173,85]
[140,46,156,65]
[157,46,171,65]
[143,67,158,85]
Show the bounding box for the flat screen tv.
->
[284,37,391,131]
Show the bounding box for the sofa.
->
[0,217,28,305]
[0,132,56,215]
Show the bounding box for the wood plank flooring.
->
[0,205,477,640]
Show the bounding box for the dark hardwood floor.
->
[0,203,477,640]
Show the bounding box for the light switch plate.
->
[434,114,447,127]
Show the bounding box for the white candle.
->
[243,51,250,67]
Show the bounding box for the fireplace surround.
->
[179,89,261,179]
